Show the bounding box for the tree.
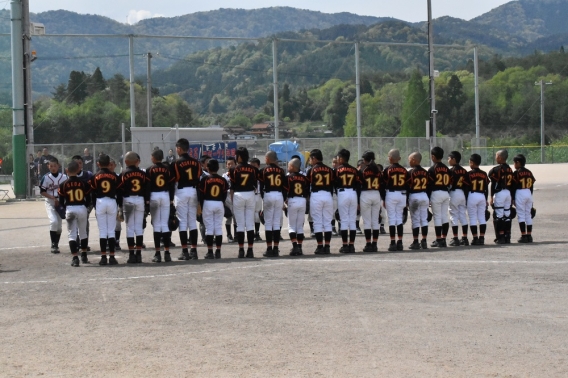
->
[52,84,67,102]
[437,74,467,135]
[399,70,429,137]
[176,100,193,126]
[87,67,106,96]
[67,71,88,104]
[106,74,129,108]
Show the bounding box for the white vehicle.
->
[236,135,257,140]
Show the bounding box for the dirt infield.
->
[1,164,568,377]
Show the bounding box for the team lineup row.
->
[38,138,535,266]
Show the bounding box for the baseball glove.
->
[485,208,491,222]
[259,210,265,225]
[427,209,433,223]
[168,214,179,231]
[509,206,517,220]
[55,203,66,220]
[531,207,536,219]
[224,205,233,218]
[402,207,408,225]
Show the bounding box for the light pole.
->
[536,80,552,163]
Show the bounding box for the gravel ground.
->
[1,164,567,377]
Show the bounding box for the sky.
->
[26,1,513,25]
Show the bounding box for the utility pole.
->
[537,80,553,163]
[11,0,26,198]
[474,47,480,148]
[355,41,362,160]
[427,0,437,150]
[146,52,152,128]
[129,35,136,130]
[22,0,34,197]
[272,39,279,142]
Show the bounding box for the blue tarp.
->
[268,141,305,168]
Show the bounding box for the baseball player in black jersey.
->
[466,154,490,245]
[512,154,536,243]
[171,138,202,260]
[407,152,430,250]
[334,149,361,253]
[307,149,334,254]
[286,158,310,256]
[59,160,92,266]
[488,149,514,244]
[198,155,211,244]
[108,159,124,251]
[146,149,175,263]
[448,151,470,246]
[230,147,260,258]
[260,151,288,257]
[72,155,94,251]
[249,158,263,241]
[383,149,410,252]
[118,152,150,264]
[428,147,452,248]
[90,154,120,265]
[359,151,383,252]
[198,159,229,259]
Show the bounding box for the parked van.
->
[236,135,257,140]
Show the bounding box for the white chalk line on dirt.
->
[2,258,568,286]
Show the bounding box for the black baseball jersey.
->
[466,168,489,198]
[428,162,452,192]
[59,176,92,207]
[146,162,174,200]
[90,168,120,199]
[230,163,260,192]
[334,164,361,190]
[172,153,202,189]
[450,164,468,192]
[383,163,409,191]
[287,172,310,199]
[360,163,382,192]
[408,166,429,194]
[119,166,149,198]
[198,174,228,204]
[488,163,514,194]
[513,167,536,195]
[306,163,334,193]
[260,163,288,198]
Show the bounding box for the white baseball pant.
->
[123,196,145,238]
[310,191,333,233]
[174,187,198,232]
[66,205,88,241]
[96,197,117,238]
[150,191,170,233]
[203,200,224,236]
[449,189,468,226]
[430,190,450,226]
[254,193,263,223]
[493,189,511,220]
[45,198,62,233]
[515,189,533,225]
[263,192,284,231]
[337,189,357,231]
[385,191,406,226]
[287,197,307,234]
[360,191,381,230]
[408,192,429,229]
[233,191,256,232]
[467,192,487,226]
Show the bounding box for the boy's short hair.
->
[513,154,526,166]
[207,159,219,172]
[337,149,350,162]
[200,155,211,164]
[431,147,444,160]
[362,150,375,162]
[309,149,323,161]
[236,147,249,163]
[49,157,59,165]
[448,151,461,163]
[470,154,481,166]
[249,157,261,165]
[497,149,509,161]
[98,154,110,167]
[152,149,164,161]
[67,160,80,174]
[226,156,236,163]
[176,138,190,152]
[71,155,83,161]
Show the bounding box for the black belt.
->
[178,185,196,189]
[432,189,449,192]
[388,189,404,192]
[312,189,331,193]
[338,188,355,192]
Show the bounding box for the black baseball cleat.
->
[449,237,460,246]
[273,247,280,257]
[177,250,190,261]
[527,235,533,243]
[246,248,254,258]
[431,240,440,248]
[349,244,356,253]
[189,249,198,260]
[215,250,221,259]
[339,245,350,254]
[164,252,172,262]
[478,236,485,245]
[314,246,325,255]
[254,233,263,242]
[289,247,301,256]
[115,244,122,251]
[408,241,421,250]
[204,251,215,259]
[238,248,245,258]
[387,243,397,252]
[80,252,90,264]
[363,243,378,253]
[460,237,469,246]
[227,235,234,243]
[471,237,481,245]
[152,252,162,263]
[169,241,176,247]
[99,255,108,266]
[495,236,507,245]
[50,244,59,254]
[263,248,274,257]
[323,245,331,254]
[439,239,448,248]
[517,235,529,243]
[71,256,80,267]
[127,252,137,263]
[380,226,387,234]
[135,251,142,263]
[108,256,118,265]
[396,240,403,251]
[421,239,428,250]
[331,228,338,236]
[296,247,304,256]
[356,228,363,235]
[142,243,147,249]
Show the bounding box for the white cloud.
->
[127,10,165,24]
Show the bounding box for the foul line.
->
[2,257,568,286]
